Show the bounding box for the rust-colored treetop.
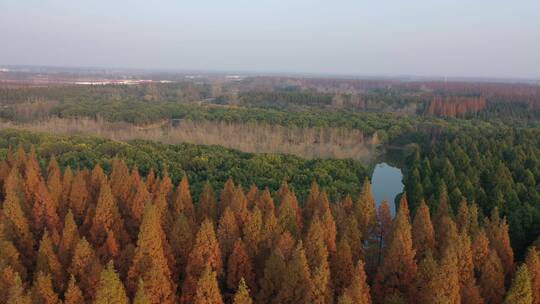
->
[0,150,534,304]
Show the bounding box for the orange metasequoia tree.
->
[373,198,417,303]
[412,200,435,261]
[227,239,256,292]
[128,204,175,304]
[193,265,224,304]
[182,219,223,304]
[94,261,129,304]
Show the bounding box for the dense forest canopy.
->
[0,147,538,304]
[1,75,540,303]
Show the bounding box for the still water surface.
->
[371,162,404,215]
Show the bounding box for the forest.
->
[0,77,540,303]
[0,147,539,304]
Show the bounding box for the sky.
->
[1,0,539,79]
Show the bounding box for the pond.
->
[371,162,404,215]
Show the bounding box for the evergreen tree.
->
[233,278,253,304]
[504,265,533,304]
[68,171,89,224]
[198,182,217,223]
[355,179,376,238]
[94,261,129,304]
[36,231,64,292]
[90,181,127,248]
[217,207,241,262]
[182,219,222,304]
[373,200,417,303]
[194,265,223,304]
[525,247,540,304]
[276,243,312,304]
[7,273,31,304]
[344,261,371,304]
[257,249,286,304]
[68,237,102,301]
[227,239,256,292]
[412,200,435,261]
[479,249,505,304]
[58,210,80,267]
[128,204,175,304]
[31,272,60,304]
[63,275,84,304]
[173,174,195,221]
[133,280,150,304]
[332,238,354,297]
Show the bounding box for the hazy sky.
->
[1,0,539,78]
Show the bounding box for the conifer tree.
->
[46,156,62,217]
[373,200,417,303]
[89,165,108,204]
[243,206,263,257]
[231,186,249,228]
[61,166,74,206]
[128,204,175,304]
[488,218,515,278]
[133,280,150,304]
[36,231,64,292]
[355,179,376,238]
[257,249,287,304]
[332,238,354,296]
[412,200,435,261]
[414,252,439,304]
[182,219,223,304]
[321,205,337,255]
[58,210,80,267]
[342,214,362,262]
[344,261,371,304]
[32,180,61,235]
[246,185,259,207]
[233,278,253,304]
[220,177,236,216]
[126,177,150,236]
[94,261,129,304]
[198,182,217,223]
[7,273,32,304]
[456,200,470,233]
[169,213,194,281]
[31,272,60,304]
[504,264,532,304]
[194,265,223,304]
[24,147,42,206]
[278,191,300,239]
[303,181,320,225]
[472,228,490,273]
[479,249,505,304]
[436,246,461,304]
[276,243,312,304]
[261,207,279,249]
[525,247,540,304]
[218,207,241,261]
[109,158,131,210]
[63,275,84,304]
[227,239,256,292]
[90,181,128,247]
[68,171,89,224]
[173,174,195,220]
[256,187,275,217]
[3,168,34,265]
[68,238,102,301]
[0,240,27,284]
[304,216,329,271]
[310,257,331,304]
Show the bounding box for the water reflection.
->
[371,162,404,215]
